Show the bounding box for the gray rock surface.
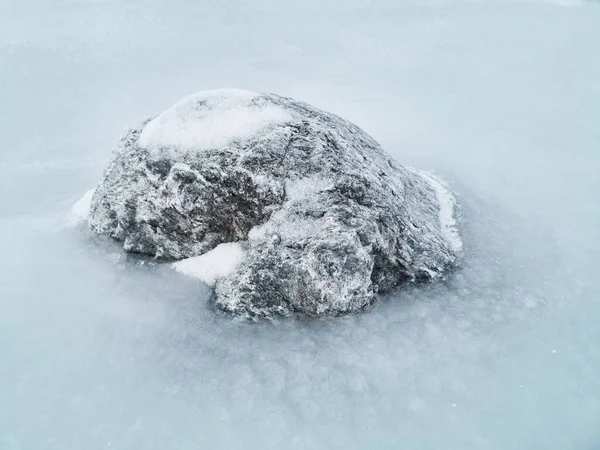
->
[89,89,461,317]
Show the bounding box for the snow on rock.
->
[172,242,245,286]
[139,89,291,152]
[67,189,95,228]
[88,90,462,317]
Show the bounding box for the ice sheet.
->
[1,0,599,449]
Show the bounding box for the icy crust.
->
[407,169,462,253]
[89,90,461,317]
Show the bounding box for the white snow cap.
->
[139,89,291,151]
[172,242,245,286]
[66,189,95,228]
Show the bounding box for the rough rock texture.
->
[89,89,461,317]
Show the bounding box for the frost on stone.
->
[88,90,462,317]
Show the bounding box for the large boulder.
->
[89,89,461,317]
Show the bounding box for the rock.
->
[89,89,461,317]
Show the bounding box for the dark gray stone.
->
[89,89,461,317]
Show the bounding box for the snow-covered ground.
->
[1,0,599,448]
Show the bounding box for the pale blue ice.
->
[1,0,599,448]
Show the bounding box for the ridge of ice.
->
[172,242,246,286]
[409,169,463,252]
[66,189,95,228]
[139,89,291,151]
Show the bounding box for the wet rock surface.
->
[89,89,461,317]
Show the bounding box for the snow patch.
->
[66,189,95,228]
[409,169,462,252]
[172,242,245,286]
[139,89,291,151]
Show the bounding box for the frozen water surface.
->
[1,0,599,448]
